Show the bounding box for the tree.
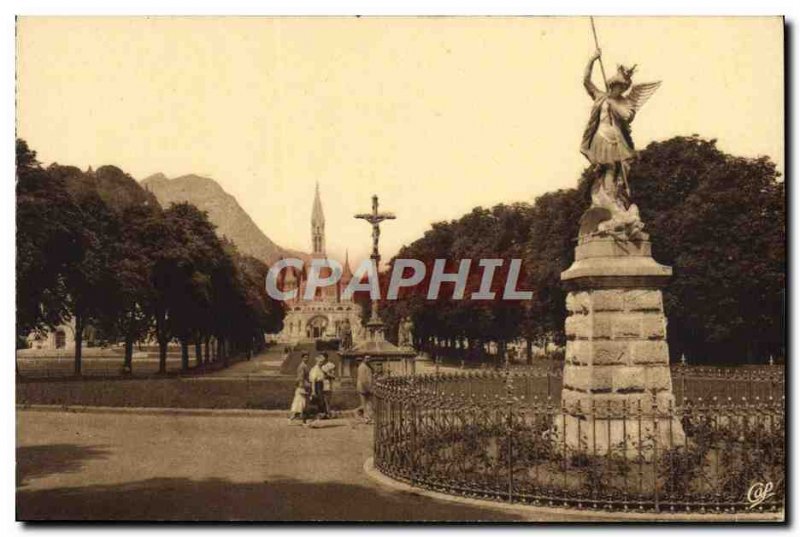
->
[232,251,285,352]
[205,241,285,366]
[92,165,159,209]
[103,203,163,372]
[522,188,585,350]
[382,203,535,365]
[81,166,163,373]
[47,163,120,375]
[16,140,79,342]
[629,136,785,363]
[151,203,226,372]
[17,140,286,375]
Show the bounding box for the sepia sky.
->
[16,17,783,265]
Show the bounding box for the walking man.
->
[356,355,374,423]
[321,354,336,418]
[296,353,310,388]
[308,354,326,419]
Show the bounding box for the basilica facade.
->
[275,184,363,345]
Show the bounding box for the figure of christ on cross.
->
[355,194,396,324]
[355,194,396,264]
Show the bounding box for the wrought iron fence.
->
[398,364,784,401]
[373,368,785,514]
[670,364,784,401]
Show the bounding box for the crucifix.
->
[355,194,396,326]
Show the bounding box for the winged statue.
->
[579,49,661,240]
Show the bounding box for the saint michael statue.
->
[580,48,661,240]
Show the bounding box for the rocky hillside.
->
[141,173,302,264]
[95,166,160,211]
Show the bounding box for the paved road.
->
[16,409,582,522]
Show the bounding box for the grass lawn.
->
[17,376,359,410]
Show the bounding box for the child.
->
[288,381,307,423]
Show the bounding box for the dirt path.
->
[16,409,585,521]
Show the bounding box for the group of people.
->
[288,352,375,426]
[289,352,336,424]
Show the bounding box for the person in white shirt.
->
[308,355,326,419]
[321,355,336,418]
[356,356,374,423]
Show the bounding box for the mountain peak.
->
[141,172,168,185]
[141,173,300,264]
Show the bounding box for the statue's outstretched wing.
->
[627,81,662,111]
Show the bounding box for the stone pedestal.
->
[338,319,416,379]
[559,235,684,455]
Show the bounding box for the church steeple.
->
[341,250,353,284]
[311,182,326,256]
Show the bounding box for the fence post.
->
[410,389,417,487]
[680,354,687,401]
[507,399,513,502]
[505,357,514,502]
[769,355,776,400]
[373,386,380,463]
[562,399,568,501]
[547,370,552,399]
[592,399,597,509]
[637,399,644,505]
[651,392,660,513]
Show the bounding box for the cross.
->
[355,194,396,326]
[355,194,396,266]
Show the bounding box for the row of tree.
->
[16,139,285,375]
[378,136,785,365]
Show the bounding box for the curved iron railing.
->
[373,367,784,514]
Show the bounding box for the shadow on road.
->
[17,444,111,487]
[17,475,528,522]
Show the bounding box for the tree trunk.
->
[180,338,189,371]
[158,338,168,374]
[204,336,210,364]
[216,337,224,365]
[195,340,203,367]
[497,340,502,367]
[123,334,134,374]
[526,338,533,365]
[73,315,84,377]
[155,308,168,374]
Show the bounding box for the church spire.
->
[312,182,325,225]
[341,249,353,282]
[311,182,326,256]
